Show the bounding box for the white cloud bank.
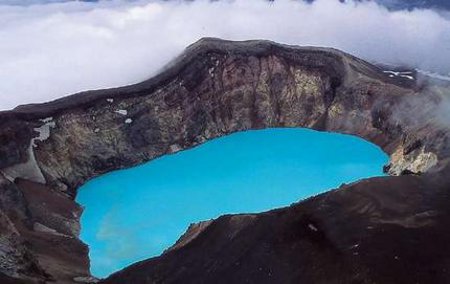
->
[1,0,450,111]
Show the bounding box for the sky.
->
[1,0,450,111]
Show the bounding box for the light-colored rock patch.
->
[1,118,55,184]
[388,145,438,175]
[33,222,70,238]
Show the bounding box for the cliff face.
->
[103,173,450,284]
[0,38,449,283]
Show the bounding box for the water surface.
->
[77,128,388,277]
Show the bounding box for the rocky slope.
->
[0,38,449,283]
[103,172,450,284]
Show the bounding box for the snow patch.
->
[33,117,56,147]
[308,224,318,232]
[208,67,215,77]
[1,117,56,184]
[125,118,133,124]
[115,109,128,116]
[383,70,414,80]
[40,117,53,123]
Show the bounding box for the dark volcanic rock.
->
[0,38,449,283]
[103,175,450,284]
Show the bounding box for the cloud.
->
[1,0,450,111]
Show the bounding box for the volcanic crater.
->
[0,38,449,284]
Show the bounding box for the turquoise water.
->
[77,128,388,278]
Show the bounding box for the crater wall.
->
[0,38,449,283]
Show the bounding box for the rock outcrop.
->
[103,173,450,284]
[0,38,449,283]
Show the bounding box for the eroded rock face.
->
[0,38,449,283]
[104,173,450,284]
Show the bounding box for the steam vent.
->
[1,38,450,284]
